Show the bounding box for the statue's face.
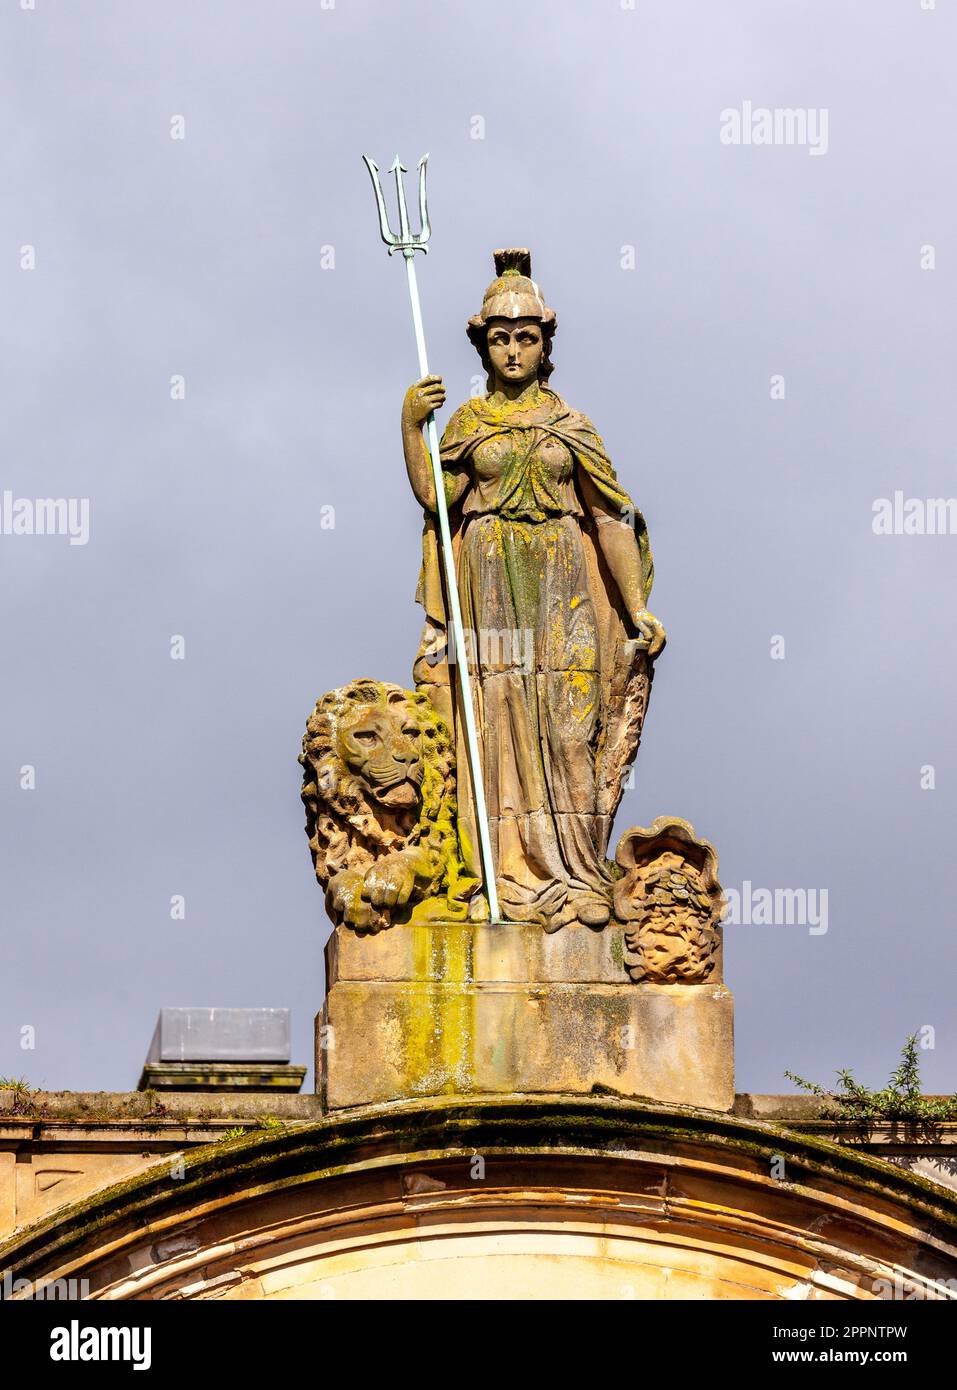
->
[486,316,543,388]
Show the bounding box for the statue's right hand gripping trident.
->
[404,376,446,428]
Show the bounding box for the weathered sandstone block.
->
[318,922,733,1112]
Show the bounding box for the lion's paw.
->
[363,854,418,910]
[327,869,379,932]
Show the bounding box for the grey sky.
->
[2,0,955,1096]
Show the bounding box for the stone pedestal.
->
[317,922,733,1113]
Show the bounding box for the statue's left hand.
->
[630,608,667,658]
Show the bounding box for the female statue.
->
[402,250,665,930]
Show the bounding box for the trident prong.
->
[362,152,431,258]
[417,154,431,245]
[391,158,411,245]
[362,156,399,250]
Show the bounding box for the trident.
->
[362,153,501,924]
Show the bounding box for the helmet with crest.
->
[466,249,557,385]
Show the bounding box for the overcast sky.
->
[2,0,955,1097]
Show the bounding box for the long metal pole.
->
[403,252,501,924]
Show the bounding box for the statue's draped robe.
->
[413,387,654,928]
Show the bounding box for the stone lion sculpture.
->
[300,678,478,932]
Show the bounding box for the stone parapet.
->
[137,1062,306,1093]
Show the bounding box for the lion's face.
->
[336,701,425,810]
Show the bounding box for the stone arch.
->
[3,1097,957,1300]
